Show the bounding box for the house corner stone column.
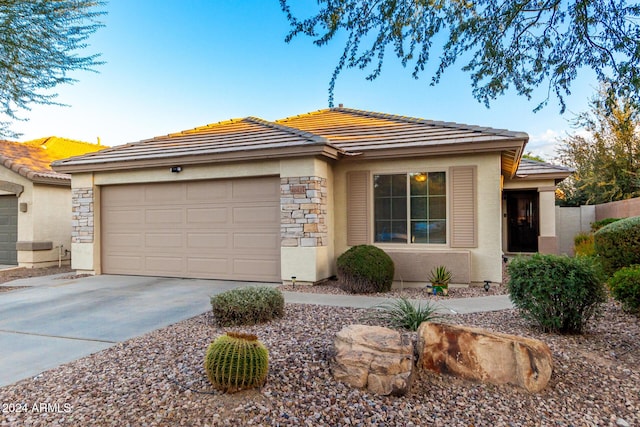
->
[71,188,94,244]
[280,176,328,248]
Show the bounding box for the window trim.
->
[372,170,449,246]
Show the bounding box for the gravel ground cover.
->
[0,296,637,426]
[278,281,508,300]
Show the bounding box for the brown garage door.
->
[101,177,281,282]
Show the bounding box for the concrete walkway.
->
[0,273,513,387]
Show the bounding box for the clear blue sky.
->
[13,1,600,160]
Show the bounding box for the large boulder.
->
[417,322,553,393]
[331,324,414,396]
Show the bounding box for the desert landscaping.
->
[0,270,638,426]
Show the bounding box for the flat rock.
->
[331,324,414,396]
[417,322,553,392]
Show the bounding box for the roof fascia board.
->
[53,145,341,174]
[513,172,573,180]
[343,139,526,160]
[29,173,71,186]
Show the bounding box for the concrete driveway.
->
[0,274,273,387]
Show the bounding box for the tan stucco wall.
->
[19,184,73,267]
[281,246,333,283]
[92,161,281,186]
[333,153,504,284]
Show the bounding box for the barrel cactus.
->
[204,331,269,393]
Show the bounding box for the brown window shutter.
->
[450,166,477,248]
[347,170,370,245]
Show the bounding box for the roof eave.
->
[340,138,526,176]
[52,144,342,174]
[0,156,70,185]
[514,171,573,181]
[29,173,71,186]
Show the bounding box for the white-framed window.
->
[373,172,446,244]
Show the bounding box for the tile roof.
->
[52,107,529,177]
[277,108,528,152]
[515,158,574,179]
[279,108,528,176]
[52,117,341,171]
[0,137,103,185]
[24,136,104,160]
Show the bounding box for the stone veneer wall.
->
[71,188,94,243]
[281,176,328,247]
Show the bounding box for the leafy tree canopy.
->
[555,86,640,206]
[523,152,547,162]
[0,0,105,138]
[280,0,640,111]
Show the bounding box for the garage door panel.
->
[105,209,144,225]
[233,233,279,250]
[145,256,184,273]
[102,177,281,281]
[233,259,279,277]
[103,232,143,247]
[187,207,228,224]
[187,233,228,249]
[145,233,182,249]
[187,180,229,201]
[102,186,143,204]
[232,206,279,223]
[232,178,279,200]
[187,258,230,275]
[145,209,183,224]
[106,255,143,271]
[145,183,183,202]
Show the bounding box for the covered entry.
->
[506,191,539,253]
[100,177,281,281]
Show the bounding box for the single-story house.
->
[52,108,572,285]
[0,137,104,267]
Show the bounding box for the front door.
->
[507,191,539,253]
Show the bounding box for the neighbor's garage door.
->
[101,177,281,282]
[0,196,18,265]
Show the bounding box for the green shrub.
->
[608,265,640,315]
[594,216,640,276]
[573,232,595,257]
[337,245,394,294]
[590,217,622,232]
[364,297,441,331]
[204,331,269,393]
[507,254,606,334]
[210,286,284,326]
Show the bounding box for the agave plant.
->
[363,297,441,331]
[428,265,452,285]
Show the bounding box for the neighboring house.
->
[52,108,571,285]
[0,137,104,267]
